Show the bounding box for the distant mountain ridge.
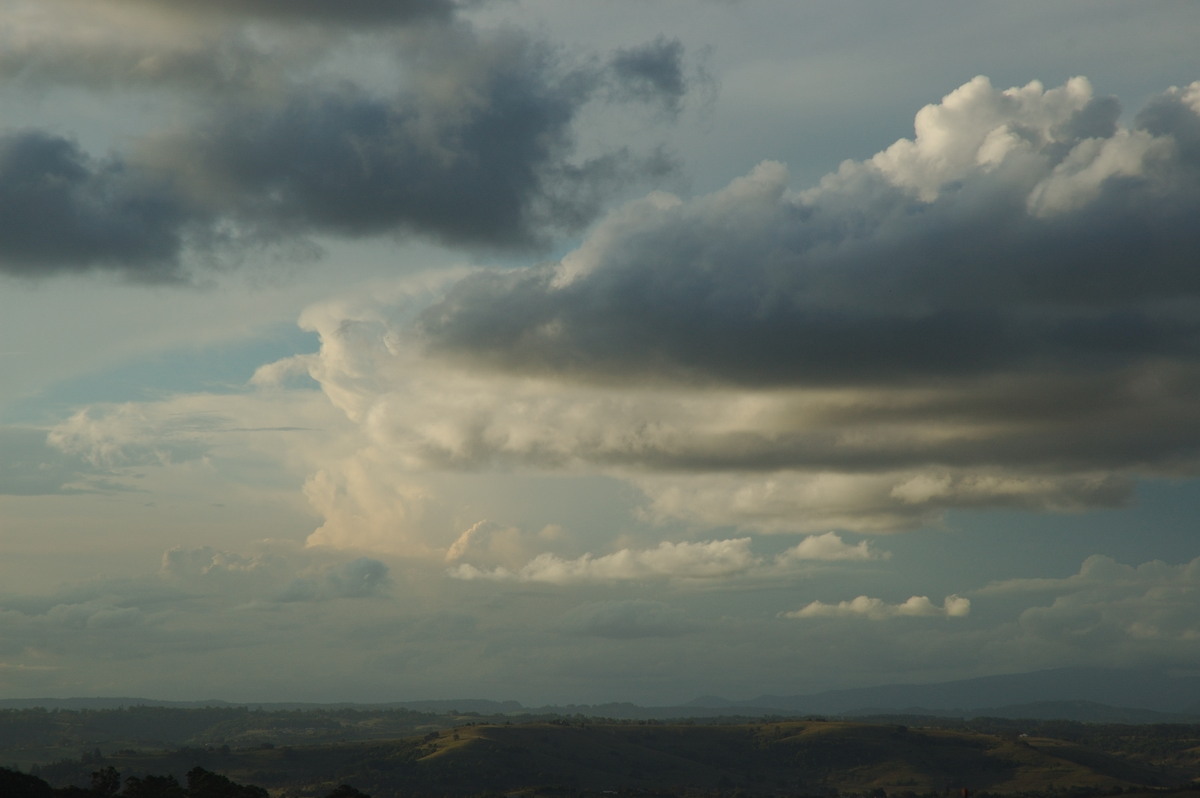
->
[5,667,1200,723]
[691,667,1200,718]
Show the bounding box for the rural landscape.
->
[4,3,1200,798]
[5,668,1200,798]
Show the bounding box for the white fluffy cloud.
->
[775,531,888,563]
[783,594,971,621]
[449,538,760,584]
[448,532,885,584]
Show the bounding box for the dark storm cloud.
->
[417,80,1200,388]
[173,74,648,248]
[607,36,689,115]
[0,132,200,280]
[0,27,684,278]
[159,29,683,249]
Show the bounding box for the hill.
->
[27,719,1200,798]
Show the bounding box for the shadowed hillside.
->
[27,719,1200,797]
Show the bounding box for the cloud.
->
[419,76,1200,387]
[774,531,888,563]
[310,75,1192,530]
[154,27,678,248]
[449,538,761,584]
[447,532,883,584]
[46,404,218,469]
[957,554,1200,671]
[634,469,1131,533]
[606,36,690,115]
[278,557,392,601]
[0,7,289,95]
[98,0,459,25]
[278,268,1150,539]
[0,426,108,496]
[783,594,971,621]
[1,12,684,278]
[161,544,391,602]
[559,600,691,639]
[0,131,202,280]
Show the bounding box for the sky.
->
[2,0,1200,706]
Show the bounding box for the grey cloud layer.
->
[0,132,203,279]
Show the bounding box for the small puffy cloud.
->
[448,532,883,585]
[775,531,888,563]
[783,594,971,621]
[450,538,760,585]
[559,600,691,639]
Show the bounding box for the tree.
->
[91,766,121,796]
[185,767,268,798]
[324,786,372,798]
[123,774,186,798]
[0,767,54,798]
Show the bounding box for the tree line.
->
[0,765,370,798]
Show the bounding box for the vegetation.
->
[4,709,1200,798]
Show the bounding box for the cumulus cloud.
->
[951,554,1200,671]
[775,531,888,563]
[421,76,1200,386]
[783,594,971,621]
[316,75,1193,531]
[449,538,760,584]
[448,532,883,584]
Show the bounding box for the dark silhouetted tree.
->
[123,773,186,798]
[185,767,267,798]
[324,786,372,798]
[91,766,121,796]
[0,767,54,798]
